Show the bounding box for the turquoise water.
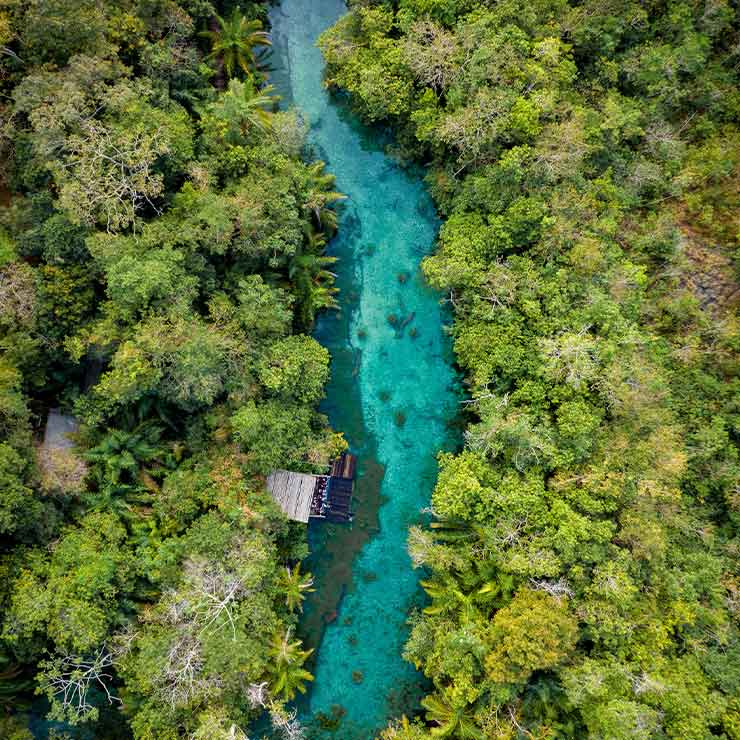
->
[269,1,461,736]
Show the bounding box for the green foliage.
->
[232,401,315,474]
[0,443,37,536]
[266,628,314,701]
[13,62,194,231]
[380,717,431,740]
[279,562,315,613]
[89,313,244,415]
[202,78,281,144]
[319,8,414,121]
[4,512,134,653]
[329,1,740,737]
[0,714,33,740]
[200,8,271,83]
[117,515,293,734]
[421,691,483,739]
[15,0,109,65]
[257,335,330,404]
[231,276,293,340]
[485,589,577,684]
[0,1,342,733]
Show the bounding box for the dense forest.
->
[1,0,739,739]
[317,0,740,738]
[0,1,343,738]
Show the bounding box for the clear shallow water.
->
[269,1,462,736]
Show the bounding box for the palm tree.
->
[303,161,347,235]
[266,629,314,701]
[421,692,484,739]
[522,677,569,729]
[85,424,167,487]
[201,8,271,87]
[473,570,515,609]
[289,250,338,323]
[428,517,476,543]
[208,79,281,143]
[421,576,482,625]
[280,563,315,613]
[288,252,337,283]
[84,424,172,524]
[303,224,327,252]
[234,80,280,136]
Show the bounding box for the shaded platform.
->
[324,475,353,523]
[42,409,79,451]
[266,453,357,524]
[266,470,317,523]
[330,453,356,479]
[38,409,87,495]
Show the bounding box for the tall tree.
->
[200,8,271,88]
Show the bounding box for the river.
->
[268,1,462,737]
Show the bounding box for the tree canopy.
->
[0,1,345,736]
[317,0,740,737]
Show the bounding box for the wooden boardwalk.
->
[265,470,317,523]
[266,454,358,524]
[330,453,356,480]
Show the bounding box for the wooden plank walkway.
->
[266,454,357,524]
[330,452,356,480]
[265,470,317,523]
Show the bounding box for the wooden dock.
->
[330,453,356,480]
[266,453,357,524]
